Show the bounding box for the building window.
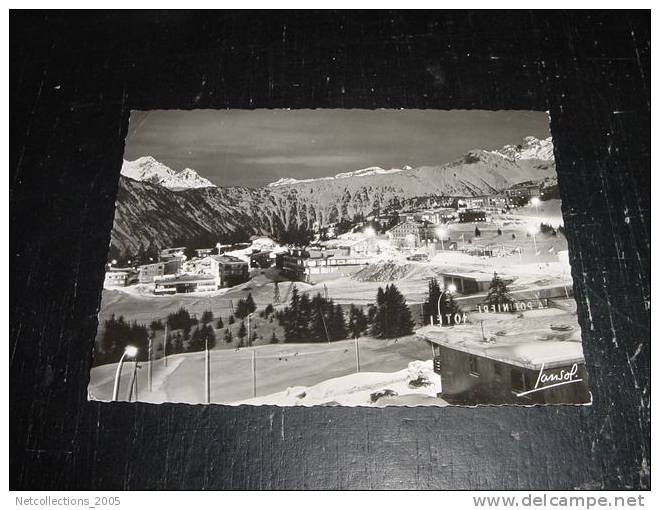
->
[468,356,479,377]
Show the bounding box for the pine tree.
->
[273,282,281,305]
[348,305,368,339]
[270,332,279,344]
[228,315,235,325]
[216,317,224,329]
[486,272,513,307]
[371,284,413,338]
[237,321,247,347]
[201,310,214,324]
[423,278,442,325]
[245,293,256,314]
[474,226,481,237]
[438,291,462,325]
[310,294,329,342]
[224,328,233,344]
[330,304,347,341]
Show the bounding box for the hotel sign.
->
[475,299,549,313]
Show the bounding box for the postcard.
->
[88,109,591,407]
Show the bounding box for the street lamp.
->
[527,224,539,262]
[436,226,448,251]
[112,345,138,401]
[530,197,541,219]
[436,284,457,326]
[363,226,376,237]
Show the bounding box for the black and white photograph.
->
[87,109,591,407]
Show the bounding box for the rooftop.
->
[417,307,584,370]
[209,254,247,264]
[155,274,216,284]
[440,271,496,282]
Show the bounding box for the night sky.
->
[124,109,551,188]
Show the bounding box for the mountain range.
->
[111,136,555,255]
[121,156,216,190]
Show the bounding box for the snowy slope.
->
[121,157,216,189]
[489,136,554,162]
[236,359,444,406]
[267,136,553,188]
[268,166,406,187]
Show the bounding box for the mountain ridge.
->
[110,136,556,255]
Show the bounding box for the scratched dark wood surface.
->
[10,11,650,490]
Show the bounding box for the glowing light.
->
[527,224,539,236]
[447,284,457,294]
[111,259,117,265]
[436,227,448,239]
[125,345,138,357]
[530,197,541,207]
[364,226,376,237]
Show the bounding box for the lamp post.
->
[436,226,448,251]
[527,224,539,263]
[530,196,541,219]
[205,336,210,404]
[247,312,254,347]
[112,345,138,401]
[436,284,457,326]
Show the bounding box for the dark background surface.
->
[10,11,650,490]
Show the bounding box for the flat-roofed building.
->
[386,221,436,248]
[208,255,249,287]
[438,271,515,295]
[282,248,377,283]
[104,270,129,288]
[159,247,186,261]
[138,259,182,284]
[153,274,218,295]
[417,313,590,405]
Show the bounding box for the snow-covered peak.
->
[121,156,178,184]
[268,165,409,187]
[121,157,216,190]
[489,136,554,162]
[160,167,216,189]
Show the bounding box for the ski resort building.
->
[103,270,129,288]
[418,325,590,405]
[159,247,186,261]
[138,259,182,284]
[208,255,249,287]
[153,274,218,295]
[504,182,542,202]
[438,271,509,295]
[458,209,487,223]
[282,248,377,283]
[386,221,435,248]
